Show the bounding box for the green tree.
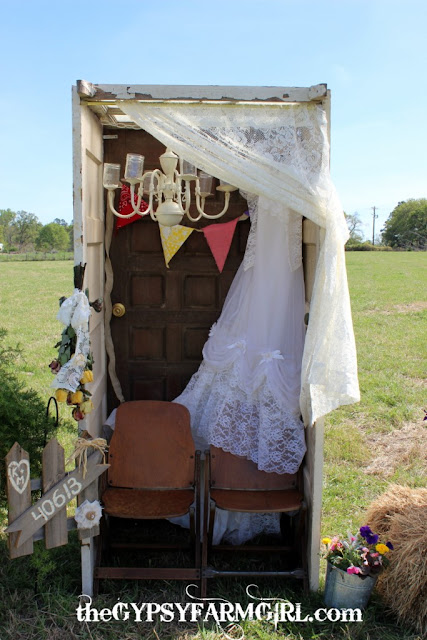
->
[381,199,427,249]
[10,210,42,251]
[0,208,16,247]
[53,218,73,250]
[36,222,70,251]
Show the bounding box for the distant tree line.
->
[345,199,426,250]
[0,209,73,252]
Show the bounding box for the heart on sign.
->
[8,460,30,495]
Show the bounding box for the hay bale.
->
[365,485,427,635]
[366,483,427,537]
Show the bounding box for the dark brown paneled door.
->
[104,129,249,411]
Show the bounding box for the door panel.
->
[104,129,249,411]
[72,93,107,437]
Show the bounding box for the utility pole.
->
[372,206,379,245]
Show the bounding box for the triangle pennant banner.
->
[202,217,239,273]
[159,224,195,268]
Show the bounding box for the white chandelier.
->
[103,149,237,226]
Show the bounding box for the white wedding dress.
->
[173,194,306,544]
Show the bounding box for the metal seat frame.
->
[201,446,308,596]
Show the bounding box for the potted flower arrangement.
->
[322,526,393,609]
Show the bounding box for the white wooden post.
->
[73,84,108,598]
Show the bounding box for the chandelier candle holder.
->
[103,149,237,227]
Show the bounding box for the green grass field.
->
[0,253,426,639]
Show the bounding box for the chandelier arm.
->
[175,170,192,215]
[185,209,203,222]
[145,169,163,221]
[107,190,144,219]
[195,191,232,220]
[128,183,148,215]
[183,180,192,214]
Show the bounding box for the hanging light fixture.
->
[103,149,237,226]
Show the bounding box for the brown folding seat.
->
[202,446,307,596]
[95,401,201,591]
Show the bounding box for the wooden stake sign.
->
[6,449,109,550]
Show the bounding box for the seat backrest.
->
[108,401,195,489]
[210,446,297,490]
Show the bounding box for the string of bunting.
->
[159,213,247,272]
[115,184,249,271]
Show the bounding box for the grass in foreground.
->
[322,252,426,537]
[0,253,426,639]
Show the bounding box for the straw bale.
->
[365,485,427,635]
[365,483,427,537]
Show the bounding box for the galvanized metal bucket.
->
[324,563,378,609]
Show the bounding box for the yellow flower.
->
[376,543,390,554]
[55,389,68,403]
[80,370,94,384]
[322,537,332,545]
[70,391,84,405]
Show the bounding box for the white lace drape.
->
[175,198,306,474]
[120,101,360,425]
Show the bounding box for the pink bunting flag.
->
[202,217,239,273]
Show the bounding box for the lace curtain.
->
[120,101,360,426]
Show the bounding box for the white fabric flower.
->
[74,499,103,529]
[227,339,246,352]
[57,289,91,329]
[260,349,285,364]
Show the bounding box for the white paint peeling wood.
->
[302,216,322,591]
[72,86,84,266]
[78,82,328,103]
[73,88,109,598]
[304,418,325,592]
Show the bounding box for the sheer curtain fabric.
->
[120,101,360,426]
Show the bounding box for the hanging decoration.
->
[202,217,240,273]
[74,499,103,529]
[159,224,195,268]
[49,265,101,422]
[115,184,148,231]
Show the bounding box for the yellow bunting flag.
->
[159,224,195,268]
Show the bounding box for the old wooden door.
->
[103,129,249,411]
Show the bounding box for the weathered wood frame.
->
[72,81,330,595]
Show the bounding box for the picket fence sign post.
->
[5,439,109,557]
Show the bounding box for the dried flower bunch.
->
[322,526,393,576]
[49,267,101,422]
[49,323,95,421]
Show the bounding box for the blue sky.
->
[0,0,426,239]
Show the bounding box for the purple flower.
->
[367,533,379,544]
[360,526,379,544]
[386,541,394,550]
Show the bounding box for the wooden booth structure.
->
[72,81,337,596]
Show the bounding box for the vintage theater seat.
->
[94,401,201,591]
[202,446,307,596]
